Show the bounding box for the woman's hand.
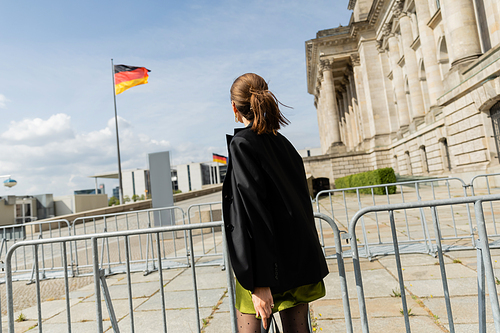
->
[252,287,274,330]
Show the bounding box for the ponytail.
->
[230,73,290,135]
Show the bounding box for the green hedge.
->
[335,168,397,195]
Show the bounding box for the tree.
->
[108,197,119,206]
[123,195,131,203]
[140,194,145,200]
[132,194,139,202]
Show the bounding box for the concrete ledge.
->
[34,185,223,232]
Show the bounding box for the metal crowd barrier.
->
[4,221,237,333]
[0,219,72,282]
[70,206,189,276]
[347,193,500,333]
[187,201,224,267]
[315,177,473,259]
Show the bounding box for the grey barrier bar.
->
[5,221,234,333]
[389,210,410,332]
[189,228,202,333]
[222,226,238,333]
[187,202,225,267]
[314,212,353,333]
[71,206,188,276]
[92,237,104,333]
[474,200,500,332]
[124,236,135,333]
[430,206,454,333]
[317,177,471,259]
[477,239,486,333]
[156,232,167,333]
[62,241,72,333]
[34,245,42,333]
[348,193,500,332]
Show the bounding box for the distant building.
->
[74,184,104,195]
[174,162,227,193]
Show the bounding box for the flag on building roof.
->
[213,153,227,164]
[114,65,151,95]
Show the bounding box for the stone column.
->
[320,59,342,147]
[387,33,411,129]
[441,0,482,66]
[399,13,425,120]
[314,84,327,154]
[414,0,445,106]
[348,72,361,146]
[377,43,400,134]
[342,89,353,149]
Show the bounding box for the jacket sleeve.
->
[229,136,280,290]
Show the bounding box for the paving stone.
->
[136,288,226,311]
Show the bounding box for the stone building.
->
[304,0,500,185]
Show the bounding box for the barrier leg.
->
[100,269,121,333]
[34,245,43,333]
[156,233,167,333]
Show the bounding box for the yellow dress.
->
[235,279,326,314]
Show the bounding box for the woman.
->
[222,73,329,332]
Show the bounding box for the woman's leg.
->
[279,303,310,333]
[236,308,262,333]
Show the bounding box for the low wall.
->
[34,185,224,232]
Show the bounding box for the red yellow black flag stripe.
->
[213,153,227,164]
[114,65,151,95]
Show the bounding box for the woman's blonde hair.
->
[230,73,290,135]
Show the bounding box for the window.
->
[405,151,413,175]
[393,155,399,174]
[438,37,450,78]
[490,102,500,160]
[439,138,452,171]
[420,146,429,173]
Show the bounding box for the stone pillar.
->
[342,89,353,149]
[484,0,500,47]
[414,0,445,106]
[314,85,328,154]
[387,33,411,129]
[441,0,482,66]
[320,59,342,147]
[351,53,369,143]
[377,44,400,134]
[348,72,361,146]
[399,13,425,120]
[345,80,356,148]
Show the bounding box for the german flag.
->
[213,153,227,164]
[114,65,151,95]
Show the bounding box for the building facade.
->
[305,0,500,185]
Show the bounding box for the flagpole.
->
[111,58,124,205]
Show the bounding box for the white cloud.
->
[1,113,74,145]
[0,94,8,108]
[0,113,177,196]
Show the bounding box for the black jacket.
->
[222,124,328,293]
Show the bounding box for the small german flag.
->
[114,65,151,95]
[213,153,227,164]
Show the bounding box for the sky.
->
[0,0,351,197]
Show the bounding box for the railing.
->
[315,177,473,259]
[4,222,237,333]
[70,206,189,276]
[187,201,224,267]
[0,219,72,282]
[347,193,500,333]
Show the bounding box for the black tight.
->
[236,303,310,333]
